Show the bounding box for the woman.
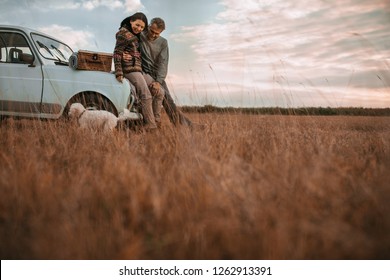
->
[113,12,158,130]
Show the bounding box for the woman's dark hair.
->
[120,12,148,31]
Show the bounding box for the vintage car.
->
[0,25,139,120]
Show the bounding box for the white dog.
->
[68,103,133,132]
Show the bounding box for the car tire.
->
[64,92,117,118]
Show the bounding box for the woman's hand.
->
[116,75,123,83]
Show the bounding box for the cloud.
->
[38,25,96,50]
[124,0,144,12]
[24,0,81,11]
[82,0,116,10]
[172,0,390,93]
[82,0,144,12]
[14,0,143,12]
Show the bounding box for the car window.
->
[0,32,33,64]
[31,33,73,63]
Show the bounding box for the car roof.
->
[1,25,39,34]
[0,24,62,41]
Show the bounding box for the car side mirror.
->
[21,53,36,67]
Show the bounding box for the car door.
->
[30,32,75,117]
[0,30,43,117]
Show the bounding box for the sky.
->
[1,0,390,108]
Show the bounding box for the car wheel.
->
[65,92,117,117]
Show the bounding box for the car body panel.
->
[0,62,43,116]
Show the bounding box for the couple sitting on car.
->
[113,13,192,131]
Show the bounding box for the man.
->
[140,17,192,127]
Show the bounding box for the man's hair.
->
[150,18,165,30]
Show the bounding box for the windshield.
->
[31,33,73,62]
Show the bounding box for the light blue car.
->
[0,25,140,120]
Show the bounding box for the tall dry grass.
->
[0,113,389,259]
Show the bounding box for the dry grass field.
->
[0,113,389,259]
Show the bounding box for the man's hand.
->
[149,82,161,95]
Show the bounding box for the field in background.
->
[181,106,390,116]
[1,113,389,259]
